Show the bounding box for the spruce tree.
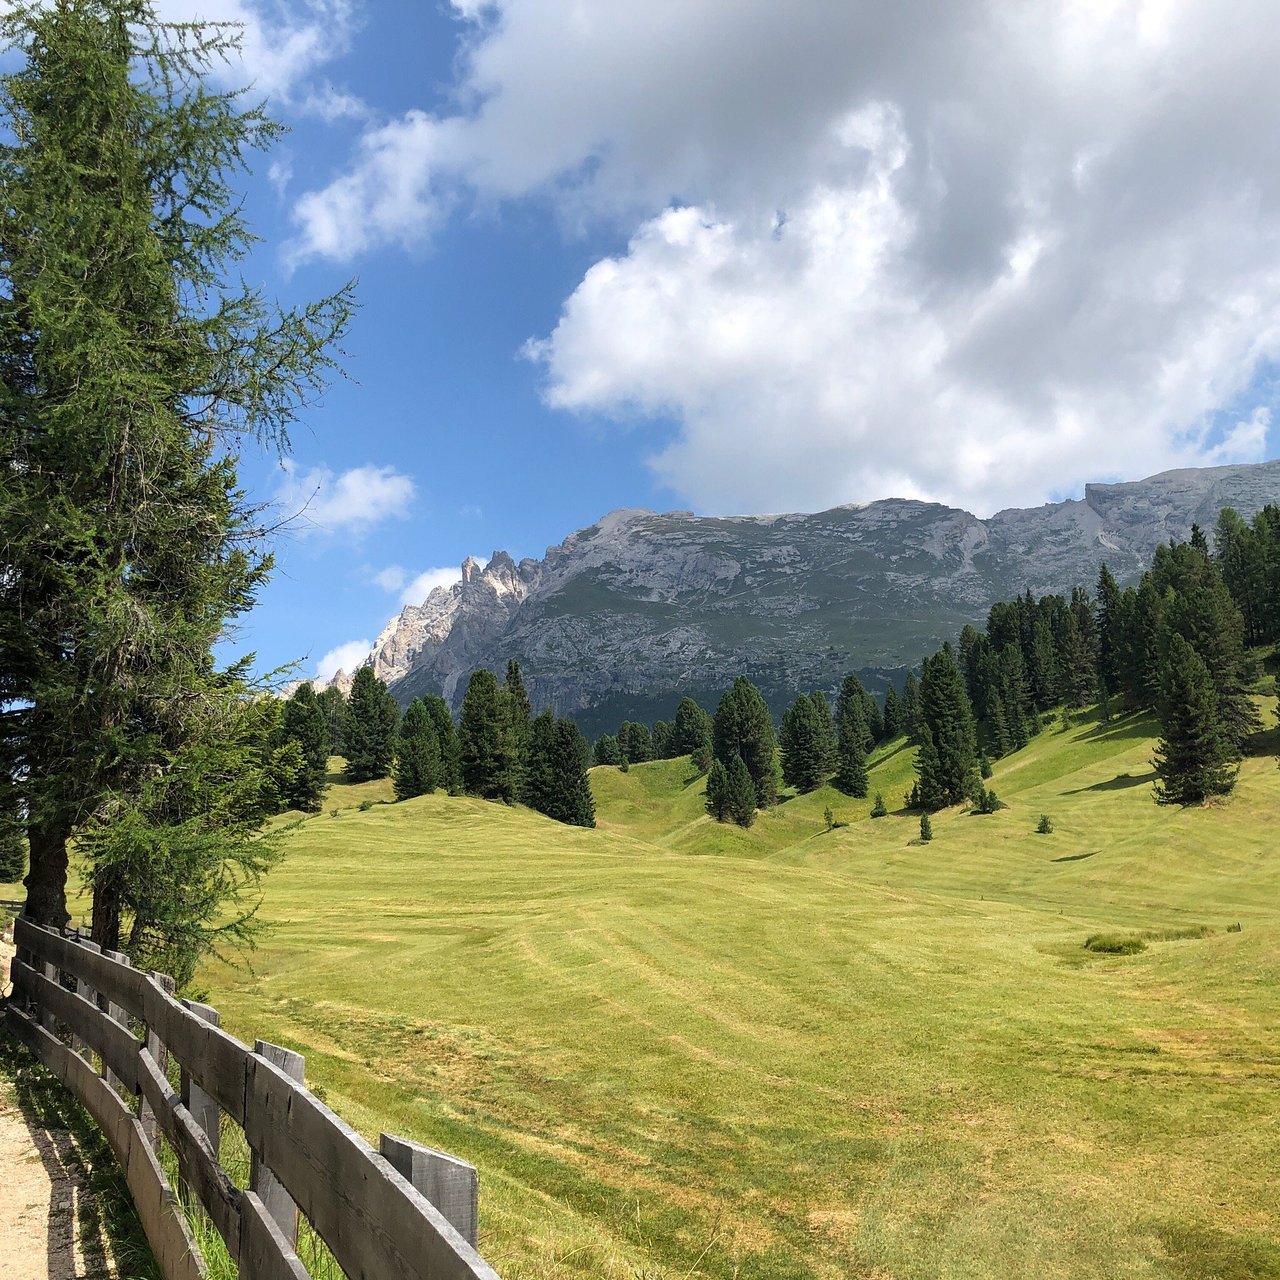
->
[393,699,441,801]
[277,684,330,813]
[0,819,26,883]
[1153,634,1237,805]
[672,697,714,758]
[902,671,924,744]
[593,734,622,766]
[1095,563,1125,699]
[548,719,595,828]
[712,677,779,808]
[422,695,462,793]
[914,647,979,810]
[704,759,730,821]
[780,696,826,793]
[809,691,838,772]
[0,0,350,942]
[344,668,400,783]
[316,685,349,756]
[524,710,559,817]
[503,659,532,801]
[882,685,903,740]
[725,754,758,828]
[459,669,519,802]
[834,680,870,798]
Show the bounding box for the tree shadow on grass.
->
[1076,713,1158,745]
[1051,850,1100,864]
[1065,770,1156,795]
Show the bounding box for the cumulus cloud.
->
[276,461,415,533]
[314,638,371,682]
[290,0,1280,512]
[398,567,463,606]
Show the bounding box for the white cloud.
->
[373,565,407,592]
[275,461,415,533]
[314,638,371,682]
[399,567,463,606]
[289,0,1280,512]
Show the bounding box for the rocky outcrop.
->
[333,461,1280,736]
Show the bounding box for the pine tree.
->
[524,711,559,816]
[672,697,714,759]
[0,0,350,944]
[1095,563,1125,699]
[914,647,979,810]
[725,754,758,828]
[316,685,349,756]
[902,671,924,744]
[393,699,441,801]
[712,677,778,808]
[277,684,330,813]
[459,669,519,802]
[503,659,532,801]
[593,734,622,766]
[1153,634,1237,805]
[548,719,595,828]
[344,668,400,783]
[0,817,26,883]
[422,695,462,793]
[919,813,933,842]
[882,685,903,740]
[780,696,827,793]
[1028,615,1058,710]
[809,691,838,772]
[704,759,730,821]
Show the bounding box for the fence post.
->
[180,1000,222,1159]
[39,933,62,1032]
[99,948,132,1095]
[379,1133,480,1248]
[140,970,176,1151]
[72,935,102,1063]
[251,1040,304,1246]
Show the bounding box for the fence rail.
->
[6,917,501,1280]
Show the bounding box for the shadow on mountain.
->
[1065,770,1155,794]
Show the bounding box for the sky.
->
[121,1,1280,680]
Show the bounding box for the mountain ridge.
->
[318,460,1280,736]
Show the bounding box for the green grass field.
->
[5,709,1279,1278]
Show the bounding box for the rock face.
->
[339,461,1280,738]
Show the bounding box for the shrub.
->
[1036,813,1054,834]
[1227,921,1243,933]
[870,792,888,818]
[1084,933,1147,955]
[823,805,836,832]
[358,799,374,812]
[919,813,933,842]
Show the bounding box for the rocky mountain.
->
[323,461,1280,737]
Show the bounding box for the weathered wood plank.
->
[244,1053,501,1280]
[6,1003,208,1280]
[141,971,177,1151]
[72,937,101,1062]
[136,1046,242,1253]
[238,1192,310,1280]
[380,1134,480,1248]
[10,957,142,1093]
[180,1001,222,1159]
[250,1041,303,1246]
[16,919,150,1019]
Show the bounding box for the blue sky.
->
[159,0,1280,684]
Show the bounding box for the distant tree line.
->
[269,660,594,828]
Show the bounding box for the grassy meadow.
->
[4,710,1279,1278]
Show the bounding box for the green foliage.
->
[704,758,730,821]
[915,647,979,810]
[1153,634,1238,805]
[393,699,441,801]
[0,0,351,946]
[1083,933,1147,955]
[358,799,375,813]
[882,684,903,740]
[276,684,330,813]
[672,697,714,761]
[0,822,26,881]
[725,753,758,828]
[972,787,1003,815]
[835,674,870,797]
[459,669,520,803]
[780,693,829,793]
[712,676,779,808]
[919,812,933,842]
[316,685,349,756]
[870,792,888,818]
[344,668,400,783]
[1036,813,1054,834]
[421,695,461,793]
[593,733,622,766]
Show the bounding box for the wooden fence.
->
[5,918,502,1280]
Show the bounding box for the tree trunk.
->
[90,868,122,953]
[23,817,70,929]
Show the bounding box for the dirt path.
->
[0,929,113,1280]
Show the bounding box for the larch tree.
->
[0,0,351,962]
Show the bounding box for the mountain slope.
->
[333,461,1280,733]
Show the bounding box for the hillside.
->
[323,460,1280,735]
[169,703,1280,1280]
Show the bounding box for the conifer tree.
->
[1153,634,1237,804]
[503,659,532,800]
[712,677,778,808]
[316,685,349,756]
[914,647,979,810]
[704,759,730,821]
[344,668,400,783]
[672,698,714,759]
[277,684,330,813]
[393,699,441,801]
[0,818,26,883]
[902,671,924,744]
[524,710,558,817]
[547,719,595,828]
[780,696,827,793]
[593,734,622,766]
[1095,563,1126,699]
[0,0,350,943]
[809,691,838,772]
[725,754,758,828]
[834,676,870,797]
[882,685,903,740]
[459,669,519,802]
[422,695,462,793]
